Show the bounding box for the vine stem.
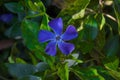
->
[104,13,117,22]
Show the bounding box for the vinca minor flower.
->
[0,13,13,23]
[38,18,78,56]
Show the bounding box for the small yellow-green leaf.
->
[100,14,105,30]
[72,9,85,19]
[57,63,69,80]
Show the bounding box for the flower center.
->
[56,36,61,41]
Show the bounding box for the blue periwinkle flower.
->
[0,14,13,23]
[38,18,78,56]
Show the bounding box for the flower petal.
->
[48,18,63,35]
[38,30,55,43]
[58,41,75,55]
[0,14,13,23]
[61,25,78,41]
[45,41,56,56]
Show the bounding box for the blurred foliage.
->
[0,0,120,80]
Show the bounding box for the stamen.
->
[56,36,61,40]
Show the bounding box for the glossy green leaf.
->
[57,63,69,80]
[34,0,46,12]
[21,18,55,67]
[83,16,98,40]
[71,67,105,80]
[72,9,85,20]
[24,0,46,18]
[21,19,55,65]
[5,22,22,39]
[6,63,36,78]
[108,70,120,80]
[58,0,90,25]
[36,62,50,72]
[105,64,120,80]
[26,10,43,18]
[104,35,119,57]
[4,2,24,13]
[95,66,115,80]
[34,51,55,70]
[21,19,43,51]
[40,14,50,30]
[100,14,106,30]
[26,0,45,13]
[104,56,119,71]
[16,58,27,64]
[27,0,38,11]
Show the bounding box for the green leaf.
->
[100,14,105,30]
[83,16,98,40]
[104,35,119,57]
[21,19,55,66]
[97,14,106,30]
[95,30,105,50]
[25,0,46,19]
[8,56,15,63]
[21,18,55,68]
[95,66,115,80]
[104,56,119,71]
[26,0,45,12]
[5,22,22,39]
[20,75,41,80]
[27,0,38,11]
[16,58,27,64]
[72,9,85,20]
[34,52,55,70]
[40,14,50,30]
[65,54,83,67]
[71,67,105,80]
[6,63,36,78]
[21,19,43,51]
[28,53,38,65]
[108,70,120,80]
[79,40,94,53]
[4,2,24,13]
[113,0,120,34]
[58,0,90,25]
[36,62,50,72]
[33,0,46,12]
[57,63,69,80]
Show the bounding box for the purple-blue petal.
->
[0,14,13,23]
[61,25,78,41]
[45,41,56,56]
[38,30,55,43]
[48,18,63,35]
[58,41,75,55]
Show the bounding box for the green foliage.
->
[83,15,98,40]
[57,63,69,80]
[71,66,105,80]
[21,19,40,51]
[58,0,90,26]
[0,0,120,80]
[5,22,21,39]
[4,2,24,13]
[6,63,36,78]
[114,0,120,34]
[104,35,119,57]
